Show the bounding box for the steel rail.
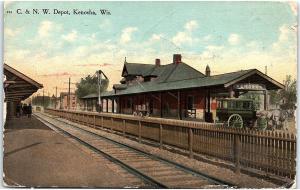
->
[36,113,235,188]
[34,114,167,188]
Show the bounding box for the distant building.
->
[59,92,77,110]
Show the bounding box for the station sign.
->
[233,83,266,91]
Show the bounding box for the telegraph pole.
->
[97,70,108,112]
[42,89,45,108]
[97,71,102,112]
[55,86,57,109]
[68,77,71,110]
[63,78,76,110]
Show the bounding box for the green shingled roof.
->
[113,84,127,90]
[102,68,283,97]
[103,69,252,97]
[122,63,154,77]
[81,93,98,99]
[81,91,114,99]
[122,62,205,82]
[157,63,206,82]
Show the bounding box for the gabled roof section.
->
[4,64,43,102]
[122,62,155,77]
[157,62,206,83]
[121,62,206,82]
[4,64,43,89]
[223,69,285,90]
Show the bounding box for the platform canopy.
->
[4,64,43,102]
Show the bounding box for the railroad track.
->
[35,112,234,188]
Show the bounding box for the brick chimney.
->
[173,54,182,64]
[155,58,161,66]
[205,65,211,76]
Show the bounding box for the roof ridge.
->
[125,62,151,65]
[180,62,206,76]
[4,63,43,88]
[162,64,178,82]
[158,76,205,83]
[211,68,255,77]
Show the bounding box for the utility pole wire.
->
[97,71,102,112]
[97,70,109,112]
[55,86,57,109]
[68,78,70,110]
[42,89,44,108]
[64,79,76,110]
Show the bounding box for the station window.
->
[228,101,236,109]
[187,96,194,110]
[236,101,243,109]
[243,102,250,109]
[217,100,222,108]
[223,101,228,109]
[127,98,132,108]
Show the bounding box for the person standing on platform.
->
[28,104,32,118]
[16,104,21,118]
[22,104,27,116]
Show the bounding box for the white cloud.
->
[172,20,199,46]
[145,34,165,46]
[149,34,163,41]
[120,27,138,44]
[246,41,259,49]
[184,20,198,31]
[5,49,30,61]
[73,46,89,57]
[172,32,193,46]
[278,24,291,42]
[288,1,297,16]
[272,24,296,51]
[4,1,14,9]
[206,45,224,51]
[62,30,78,42]
[38,20,54,37]
[5,27,20,38]
[99,19,111,29]
[203,35,212,41]
[228,34,240,45]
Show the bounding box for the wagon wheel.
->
[133,111,138,116]
[228,114,243,128]
[138,112,143,117]
[145,111,150,117]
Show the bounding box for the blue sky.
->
[4,1,297,95]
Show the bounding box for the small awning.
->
[4,64,43,102]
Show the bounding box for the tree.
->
[269,90,281,106]
[280,75,296,110]
[269,75,296,110]
[75,75,109,98]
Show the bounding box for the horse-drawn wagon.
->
[216,98,268,129]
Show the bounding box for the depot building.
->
[82,54,284,122]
